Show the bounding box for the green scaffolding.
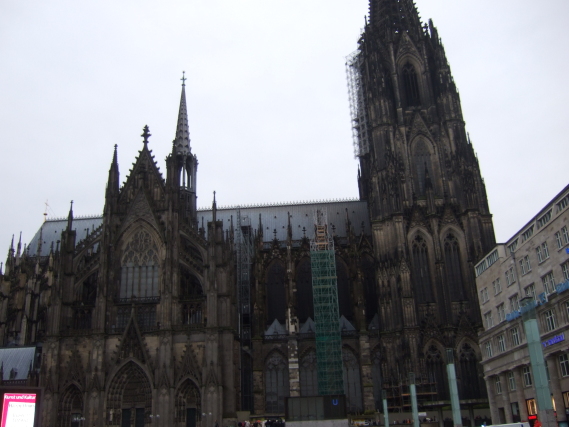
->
[310,215,344,396]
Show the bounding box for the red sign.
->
[0,393,36,427]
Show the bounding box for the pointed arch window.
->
[336,257,353,320]
[402,62,421,107]
[296,258,314,322]
[362,255,378,324]
[265,352,289,414]
[413,140,433,196]
[119,230,160,300]
[372,351,383,410]
[444,233,465,301]
[459,343,483,399]
[426,345,448,400]
[343,348,363,413]
[266,260,287,324]
[411,235,434,302]
[300,349,318,397]
[72,272,97,330]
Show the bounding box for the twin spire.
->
[174,71,191,157]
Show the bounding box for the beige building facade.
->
[475,184,569,425]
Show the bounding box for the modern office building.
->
[475,184,569,425]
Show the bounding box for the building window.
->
[485,341,493,358]
[497,304,506,322]
[402,62,421,107]
[562,262,569,281]
[497,334,506,352]
[508,240,518,254]
[556,231,563,249]
[508,371,516,391]
[519,256,531,275]
[563,226,569,245]
[509,294,520,312]
[511,327,521,346]
[444,233,465,301]
[523,366,532,387]
[480,287,489,304]
[537,242,550,263]
[558,194,569,212]
[493,278,502,295]
[521,226,535,243]
[525,284,536,300]
[560,354,569,377]
[527,398,537,416]
[265,260,287,324]
[484,311,494,329]
[544,309,556,331]
[542,272,556,295]
[343,348,364,412]
[299,349,318,397]
[506,267,516,286]
[265,352,289,414]
[537,210,552,228]
[120,230,160,300]
[495,376,502,394]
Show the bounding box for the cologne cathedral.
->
[0,1,495,426]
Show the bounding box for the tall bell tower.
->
[347,0,496,404]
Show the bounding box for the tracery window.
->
[336,257,353,320]
[459,343,482,399]
[296,258,314,322]
[266,260,287,324]
[402,62,421,107]
[411,235,434,302]
[444,233,465,301]
[372,351,383,410]
[414,139,434,197]
[426,345,447,400]
[300,349,318,397]
[361,256,378,325]
[72,272,98,330]
[119,230,160,300]
[343,348,363,413]
[265,352,289,414]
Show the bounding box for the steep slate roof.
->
[27,216,103,257]
[24,200,369,253]
[199,199,370,242]
[0,347,36,381]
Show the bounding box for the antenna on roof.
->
[44,200,49,222]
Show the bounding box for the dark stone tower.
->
[348,0,496,405]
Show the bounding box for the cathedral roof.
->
[27,216,103,257]
[24,200,369,255]
[199,199,370,242]
[0,346,36,381]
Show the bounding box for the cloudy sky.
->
[1,0,568,258]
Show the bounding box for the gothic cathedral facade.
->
[0,1,495,426]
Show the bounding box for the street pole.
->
[382,389,389,427]
[446,348,462,427]
[409,373,420,427]
[520,297,556,427]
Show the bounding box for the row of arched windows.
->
[265,256,362,327]
[411,232,466,304]
[265,343,482,414]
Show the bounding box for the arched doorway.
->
[58,384,83,427]
[176,379,201,427]
[107,361,152,426]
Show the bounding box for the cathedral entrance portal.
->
[107,361,152,426]
[176,379,201,427]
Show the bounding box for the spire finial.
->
[141,125,151,145]
[67,200,74,231]
[174,75,191,156]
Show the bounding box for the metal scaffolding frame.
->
[310,210,344,396]
[346,50,370,158]
[236,207,254,411]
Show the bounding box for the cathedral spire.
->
[173,71,191,157]
[369,0,423,41]
[67,200,74,231]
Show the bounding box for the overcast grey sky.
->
[1,0,568,258]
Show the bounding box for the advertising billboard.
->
[0,393,36,427]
